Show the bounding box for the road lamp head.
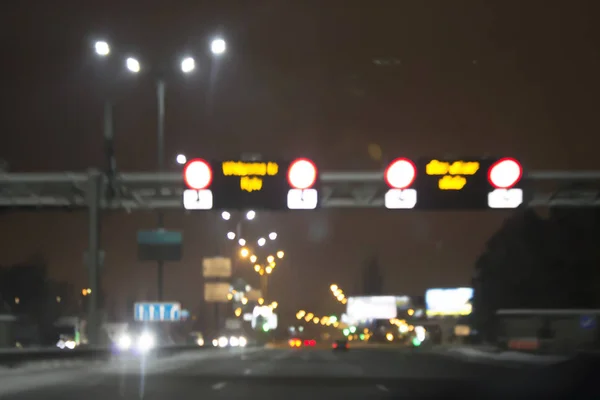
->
[126,57,140,73]
[176,154,187,165]
[180,56,195,73]
[94,41,110,56]
[210,38,226,56]
[221,211,231,220]
[226,231,236,240]
[257,237,266,247]
[269,232,277,240]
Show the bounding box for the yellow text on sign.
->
[240,176,263,192]
[426,160,480,191]
[425,160,480,176]
[438,175,467,190]
[221,161,279,193]
[222,161,279,177]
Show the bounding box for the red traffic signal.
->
[288,158,317,189]
[487,158,522,189]
[183,159,212,190]
[385,158,417,189]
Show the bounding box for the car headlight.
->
[137,332,156,352]
[229,337,239,347]
[196,338,204,346]
[238,336,247,347]
[218,336,228,348]
[65,340,76,350]
[117,334,132,350]
[212,339,218,347]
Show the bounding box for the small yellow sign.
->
[221,161,279,193]
[426,160,479,176]
[425,160,480,191]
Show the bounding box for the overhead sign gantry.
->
[181,156,525,212]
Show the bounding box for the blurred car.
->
[114,326,174,354]
[332,339,348,351]
[289,338,302,348]
[211,334,248,348]
[303,339,316,347]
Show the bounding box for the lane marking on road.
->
[376,384,389,392]
[212,382,227,390]
[243,368,252,375]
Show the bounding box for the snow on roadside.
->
[448,346,567,364]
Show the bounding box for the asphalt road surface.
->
[0,346,594,399]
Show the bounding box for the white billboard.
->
[204,282,231,302]
[346,296,398,321]
[425,287,473,317]
[202,257,232,278]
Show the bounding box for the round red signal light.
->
[183,159,212,190]
[288,158,317,189]
[384,158,417,189]
[488,158,522,189]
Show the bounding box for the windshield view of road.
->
[1,2,599,399]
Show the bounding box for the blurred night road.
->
[0,347,547,399]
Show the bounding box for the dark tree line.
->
[472,207,600,340]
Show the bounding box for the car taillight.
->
[310,340,316,346]
[332,343,338,348]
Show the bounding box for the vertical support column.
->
[156,78,166,302]
[86,169,102,346]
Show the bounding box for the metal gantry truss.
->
[2,169,600,210]
[1,167,600,346]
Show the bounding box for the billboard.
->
[346,296,398,320]
[202,257,232,278]
[425,287,473,317]
[204,282,231,302]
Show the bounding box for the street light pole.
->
[156,78,166,301]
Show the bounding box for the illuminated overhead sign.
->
[425,160,480,190]
[182,158,320,210]
[384,157,525,210]
[221,161,280,192]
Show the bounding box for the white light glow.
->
[181,56,195,73]
[126,57,141,73]
[94,41,110,56]
[211,38,227,55]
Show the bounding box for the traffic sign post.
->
[384,157,526,210]
[134,302,181,322]
[137,229,183,262]
[182,158,320,211]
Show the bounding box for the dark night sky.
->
[0,1,598,325]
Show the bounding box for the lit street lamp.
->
[126,57,140,73]
[246,210,256,220]
[176,154,187,165]
[269,232,277,240]
[180,56,195,73]
[92,36,227,303]
[227,231,236,240]
[250,255,257,263]
[276,250,284,259]
[238,238,246,246]
[221,211,231,221]
[211,38,227,55]
[257,237,266,247]
[94,41,110,56]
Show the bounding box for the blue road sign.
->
[580,315,596,330]
[134,302,181,322]
[137,230,182,245]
